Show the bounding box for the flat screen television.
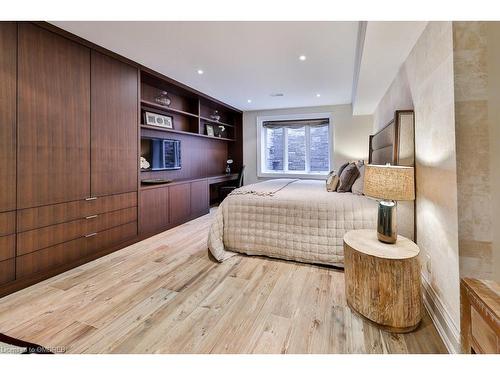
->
[145,138,181,171]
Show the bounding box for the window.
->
[259,115,331,178]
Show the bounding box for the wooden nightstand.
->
[460,278,499,354]
[343,229,422,333]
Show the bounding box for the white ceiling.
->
[352,21,428,115]
[51,21,427,114]
[51,21,359,111]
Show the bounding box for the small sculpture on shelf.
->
[225,159,233,175]
[155,91,171,107]
[140,156,150,170]
[210,110,221,122]
[218,125,225,138]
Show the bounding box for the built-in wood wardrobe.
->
[0,22,243,296]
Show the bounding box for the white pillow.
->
[351,164,365,195]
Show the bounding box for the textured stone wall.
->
[266,128,284,171]
[310,126,330,171]
[266,125,330,172]
[373,22,500,350]
[453,22,500,281]
[373,22,461,336]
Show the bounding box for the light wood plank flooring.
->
[0,209,447,354]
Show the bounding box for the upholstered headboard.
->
[368,110,415,167]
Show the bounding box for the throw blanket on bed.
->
[208,179,383,266]
[229,178,298,197]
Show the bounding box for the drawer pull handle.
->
[85,215,98,220]
[85,197,98,201]
[84,232,97,238]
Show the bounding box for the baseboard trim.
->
[421,274,460,353]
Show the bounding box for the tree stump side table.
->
[343,229,422,333]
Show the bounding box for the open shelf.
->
[141,100,199,119]
[140,124,235,142]
[199,116,235,128]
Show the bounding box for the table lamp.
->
[363,164,415,244]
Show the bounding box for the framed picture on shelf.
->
[205,124,215,137]
[144,111,173,129]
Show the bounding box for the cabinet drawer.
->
[86,221,137,256]
[16,236,88,278]
[471,306,498,353]
[16,221,137,279]
[0,234,15,261]
[17,192,137,232]
[17,207,137,256]
[0,211,15,236]
[0,258,15,285]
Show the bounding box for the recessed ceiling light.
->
[316,93,321,97]
[197,69,204,75]
[247,99,252,103]
[299,55,307,61]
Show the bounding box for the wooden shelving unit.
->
[139,71,239,142]
[139,69,243,199]
[141,99,199,119]
[140,124,235,142]
[199,116,235,128]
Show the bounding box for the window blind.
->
[262,118,329,128]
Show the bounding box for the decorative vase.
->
[210,110,221,122]
[155,91,171,107]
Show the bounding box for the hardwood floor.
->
[0,209,447,354]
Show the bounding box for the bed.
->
[208,110,415,267]
[209,178,380,266]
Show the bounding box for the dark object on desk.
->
[460,278,499,353]
[219,165,245,201]
[141,178,173,185]
[225,159,233,175]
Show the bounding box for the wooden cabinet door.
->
[140,187,169,235]
[17,23,91,209]
[169,183,191,225]
[0,23,17,212]
[190,180,209,217]
[91,51,138,197]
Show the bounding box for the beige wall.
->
[243,104,373,185]
[373,22,461,339]
[487,23,500,281]
[453,22,500,281]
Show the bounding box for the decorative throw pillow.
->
[351,163,365,195]
[337,162,360,193]
[326,171,340,192]
[355,159,364,169]
[337,162,349,177]
[325,162,349,192]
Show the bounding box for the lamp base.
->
[377,200,397,244]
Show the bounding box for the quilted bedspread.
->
[208,179,380,267]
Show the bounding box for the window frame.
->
[257,112,333,179]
